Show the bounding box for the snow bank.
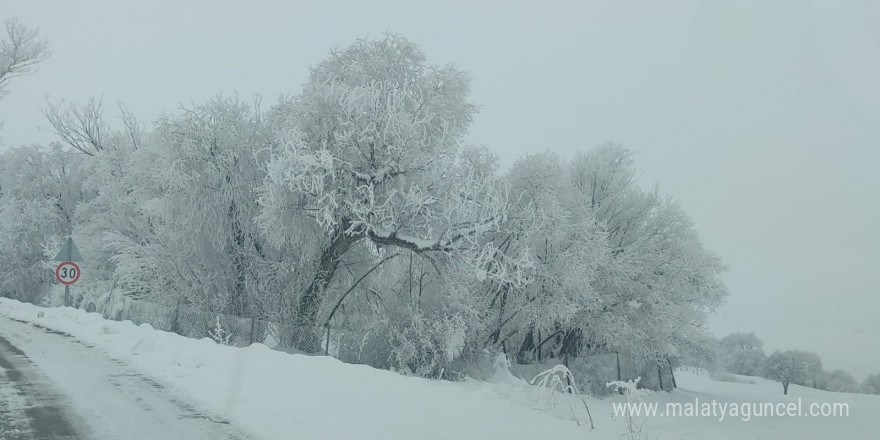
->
[3,298,878,440]
[0,299,590,440]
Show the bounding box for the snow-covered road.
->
[0,315,252,440]
[0,330,81,439]
[4,299,876,440]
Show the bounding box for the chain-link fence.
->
[117,299,272,346]
[574,352,675,394]
[96,298,674,390]
[107,299,391,368]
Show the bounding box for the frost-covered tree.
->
[0,144,83,302]
[764,350,823,394]
[823,369,858,393]
[765,351,802,395]
[863,374,880,395]
[567,145,727,364]
[797,351,824,389]
[481,152,605,363]
[670,332,719,372]
[109,96,276,319]
[0,18,49,101]
[259,35,513,351]
[473,146,726,390]
[65,104,157,308]
[717,332,767,376]
[719,332,763,351]
[725,349,767,377]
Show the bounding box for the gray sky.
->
[2,0,878,378]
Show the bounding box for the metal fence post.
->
[250,317,256,345]
[616,352,621,381]
[324,324,331,355]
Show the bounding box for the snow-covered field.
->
[1,298,877,440]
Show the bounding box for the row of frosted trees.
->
[0,35,727,384]
[717,332,880,395]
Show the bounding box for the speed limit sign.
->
[55,261,81,285]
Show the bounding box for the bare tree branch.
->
[0,18,50,99]
[118,102,143,150]
[43,97,107,155]
[324,252,401,327]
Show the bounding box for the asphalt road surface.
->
[0,315,252,440]
[0,331,80,439]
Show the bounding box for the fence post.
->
[616,352,621,381]
[658,363,664,390]
[169,301,181,335]
[250,317,256,345]
[324,324,331,355]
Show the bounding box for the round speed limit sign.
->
[55,261,81,285]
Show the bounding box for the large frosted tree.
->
[766,350,807,395]
[0,144,83,302]
[480,152,606,362]
[568,145,727,362]
[477,145,726,385]
[259,35,512,351]
[472,145,726,387]
[103,96,277,319]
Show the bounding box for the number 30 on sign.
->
[55,261,81,285]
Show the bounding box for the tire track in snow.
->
[0,333,82,439]
[0,316,251,440]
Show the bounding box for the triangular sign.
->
[53,237,83,262]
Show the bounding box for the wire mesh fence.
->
[100,298,674,389]
[566,352,676,394]
[110,299,391,368]
[119,300,269,346]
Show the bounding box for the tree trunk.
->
[227,199,248,318]
[292,224,358,352]
[658,364,664,390]
[616,352,622,381]
[169,301,182,335]
[536,329,543,362]
[783,381,789,395]
[563,351,572,393]
[517,327,535,363]
[560,328,582,359]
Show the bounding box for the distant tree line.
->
[715,331,880,395]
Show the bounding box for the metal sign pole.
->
[65,237,72,307]
[54,237,83,307]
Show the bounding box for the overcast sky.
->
[2,0,878,378]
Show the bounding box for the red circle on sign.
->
[55,261,81,285]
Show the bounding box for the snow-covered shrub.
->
[531,364,594,428]
[567,353,618,395]
[333,320,394,369]
[607,377,652,439]
[388,312,469,378]
[209,315,233,346]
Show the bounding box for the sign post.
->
[53,238,83,307]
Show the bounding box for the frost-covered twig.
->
[606,377,652,439]
[531,364,594,429]
[209,315,233,345]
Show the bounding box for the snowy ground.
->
[1,298,877,439]
[0,314,251,439]
[0,329,82,440]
